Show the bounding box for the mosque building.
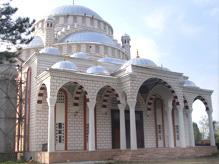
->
[20,4,216,163]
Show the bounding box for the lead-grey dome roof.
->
[48,5,103,20]
[121,57,157,69]
[51,61,77,71]
[27,36,44,48]
[59,31,117,47]
[86,65,109,75]
[183,80,199,88]
[70,52,90,59]
[39,47,60,55]
[98,57,126,65]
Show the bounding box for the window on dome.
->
[85,45,89,52]
[73,16,77,23]
[60,16,64,24]
[67,45,72,54]
[58,46,63,54]
[104,46,107,55]
[98,21,101,28]
[76,44,81,51]
[112,49,115,58]
[77,16,82,24]
[100,22,104,30]
[64,16,68,24]
[90,18,94,26]
[91,45,95,53]
[82,16,86,25]
[67,16,72,24]
[95,46,99,53]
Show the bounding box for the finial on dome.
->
[136,49,140,58]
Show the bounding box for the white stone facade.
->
[21,4,215,154]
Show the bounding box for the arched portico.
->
[192,95,215,146]
[95,85,121,150]
[129,77,185,149]
[45,81,90,152]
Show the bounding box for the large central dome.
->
[59,31,117,47]
[48,5,103,20]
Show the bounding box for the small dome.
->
[98,57,126,65]
[121,33,130,39]
[70,52,90,59]
[59,32,116,47]
[121,57,157,69]
[48,5,103,20]
[51,61,77,71]
[45,16,55,22]
[39,47,60,55]
[26,36,44,48]
[183,80,199,88]
[123,33,130,37]
[160,67,171,71]
[86,65,109,75]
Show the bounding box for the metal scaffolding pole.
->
[0,63,26,158]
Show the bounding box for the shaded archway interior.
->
[192,97,210,146]
[95,85,121,149]
[137,78,179,148]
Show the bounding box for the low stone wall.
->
[0,153,17,162]
[29,146,217,163]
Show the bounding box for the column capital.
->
[207,109,213,115]
[87,100,96,108]
[127,100,136,110]
[185,109,193,115]
[177,104,184,112]
[47,97,57,106]
[165,101,173,112]
[118,104,126,111]
[187,109,192,114]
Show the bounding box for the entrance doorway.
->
[111,110,144,149]
[154,98,165,148]
[111,110,120,149]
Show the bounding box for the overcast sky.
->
[4,0,219,122]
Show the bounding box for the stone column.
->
[187,110,195,147]
[166,103,174,148]
[118,104,126,150]
[47,97,57,152]
[87,100,96,151]
[207,110,216,146]
[177,105,186,148]
[128,100,137,150]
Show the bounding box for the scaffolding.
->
[0,63,26,160]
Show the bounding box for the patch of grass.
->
[0,160,25,164]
